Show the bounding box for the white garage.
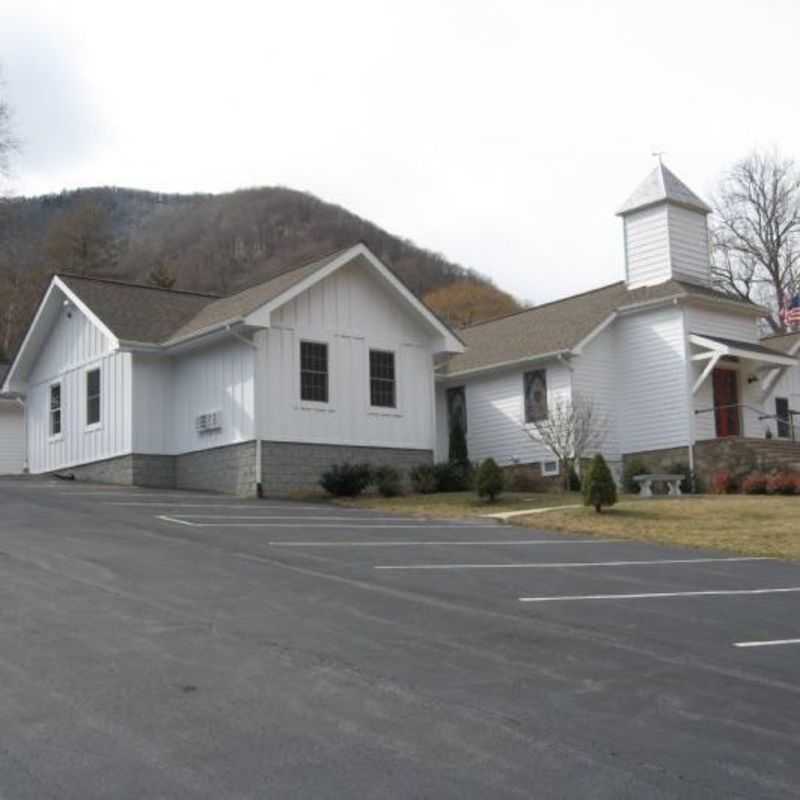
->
[0,364,25,475]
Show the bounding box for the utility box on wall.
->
[195,410,222,433]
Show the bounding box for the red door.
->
[713,368,740,437]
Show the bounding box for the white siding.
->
[686,307,760,343]
[571,327,621,463]
[257,262,437,450]
[26,303,131,474]
[624,205,672,288]
[617,307,690,453]
[438,363,571,467]
[169,339,255,454]
[132,356,174,454]
[0,400,25,474]
[668,205,710,285]
[763,361,800,439]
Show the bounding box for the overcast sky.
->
[2,0,798,304]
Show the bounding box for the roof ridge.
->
[462,280,626,330]
[57,273,221,299]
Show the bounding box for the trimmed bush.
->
[583,454,617,512]
[741,472,768,495]
[766,472,800,496]
[448,421,469,467]
[710,471,737,495]
[374,465,402,497]
[320,463,372,497]
[623,457,649,494]
[410,464,438,494]
[476,458,504,502]
[433,461,472,492]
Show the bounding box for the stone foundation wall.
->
[260,441,433,496]
[175,441,257,496]
[58,454,136,485]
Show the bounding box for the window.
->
[86,368,101,427]
[300,341,328,403]
[776,397,791,439]
[542,460,560,477]
[50,383,62,437]
[369,350,396,408]
[524,370,548,423]
[446,386,467,433]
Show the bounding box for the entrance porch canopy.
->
[689,333,797,395]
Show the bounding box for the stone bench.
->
[633,473,684,498]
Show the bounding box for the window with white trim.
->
[369,350,396,408]
[50,383,62,437]
[86,368,101,427]
[541,459,559,477]
[300,341,328,403]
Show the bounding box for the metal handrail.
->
[694,403,798,440]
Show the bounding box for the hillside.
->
[0,186,523,359]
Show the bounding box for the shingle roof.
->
[58,246,351,345]
[691,333,794,359]
[439,280,759,376]
[617,164,712,215]
[761,330,800,354]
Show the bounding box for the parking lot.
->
[1,477,799,798]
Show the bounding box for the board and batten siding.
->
[571,327,621,463]
[257,262,436,450]
[617,306,690,454]
[667,205,710,285]
[26,303,132,474]
[436,362,571,467]
[624,205,672,289]
[0,400,25,474]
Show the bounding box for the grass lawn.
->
[335,491,583,519]
[513,496,800,560]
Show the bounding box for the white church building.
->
[3,165,799,493]
[434,164,800,484]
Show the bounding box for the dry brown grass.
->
[513,496,800,560]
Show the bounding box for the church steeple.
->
[617,164,712,289]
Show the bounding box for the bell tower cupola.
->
[617,163,712,289]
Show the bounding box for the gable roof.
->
[438,279,760,377]
[617,163,712,216]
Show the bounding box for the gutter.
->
[436,349,572,381]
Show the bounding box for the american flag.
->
[780,289,800,328]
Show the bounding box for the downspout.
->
[225,325,262,497]
[680,305,696,490]
[16,397,28,473]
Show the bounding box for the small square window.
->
[300,341,328,403]
[86,368,101,426]
[369,350,396,408]
[541,460,559,477]
[50,383,62,437]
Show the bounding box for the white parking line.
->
[157,515,198,526]
[520,587,800,603]
[173,515,418,522]
[374,557,771,571]
[734,638,800,649]
[268,539,619,547]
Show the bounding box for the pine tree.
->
[583,454,617,512]
[476,458,504,502]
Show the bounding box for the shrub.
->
[665,462,693,494]
[448,421,469,467]
[320,463,372,497]
[433,461,472,492]
[583,454,617,512]
[410,464,438,494]
[476,458,505,502]
[374,465,402,497]
[766,472,799,496]
[710,471,737,495]
[623,457,649,494]
[741,472,768,495]
[508,466,551,493]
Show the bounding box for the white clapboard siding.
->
[686,307,760,343]
[444,363,571,467]
[667,205,710,285]
[617,307,690,454]
[0,400,25,474]
[27,351,132,474]
[257,261,437,450]
[168,339,256,454]
[571,327,621,462]
[624,205,672,288]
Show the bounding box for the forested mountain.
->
[0,186,522,360]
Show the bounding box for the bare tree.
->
[0,68,18,191]
[711,150,800,332]
[523,393,607,490]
